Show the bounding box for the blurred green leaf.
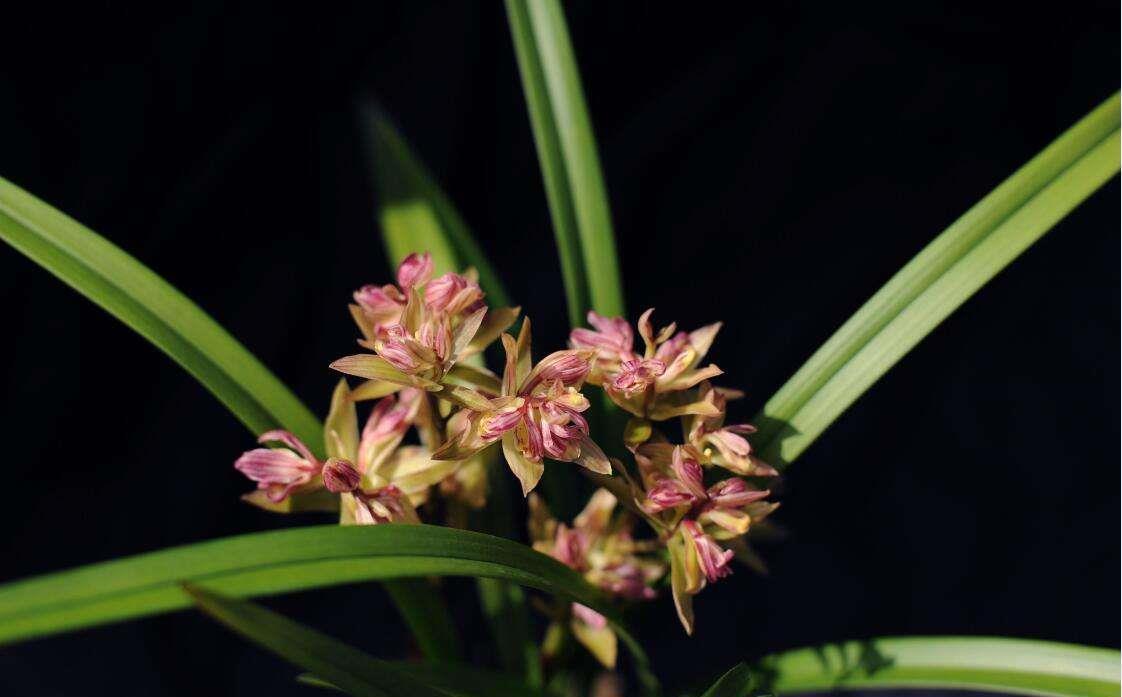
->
[185,585,453,697]
[0,175,322,452]
[382,579,462,663]
[756,636,1120,696]
[358,100,510,307]
[504,0,624,325]
[297,661,546,697]
[699,662,755,697]
[754,93,1121,466]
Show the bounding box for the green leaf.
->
[358,101,511,307]
[381,579,462,663]
[753,93,1121,466]
[0,175,322,452]
[755,636,1120,697]
[700,662,755,697]
[0,176,462,664]
[504,0,625,325]
[475,578,540,686]
[184,585,453,697]
[297,661,547,697]
[0,524,648,678]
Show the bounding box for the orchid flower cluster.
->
[232,251,778,667]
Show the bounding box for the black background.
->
[0,2,1117,695]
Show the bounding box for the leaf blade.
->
[0,176,322,451]
[297,661,547,697]
[756,636,1121,697]
[185,585,452,697]
[359,101,511,307]
[381,579,462,663]
[753,93,1121,465]
[504,0,625,323]
[700,662,754,697]
[0,524,640,665]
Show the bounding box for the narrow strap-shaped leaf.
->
[185,585,453,697]
[504,0,625,324]
[755,636,1121,697]
[753,93,1121,465]
[382,579,462,663]
[357,100,511,307]
[0,175,322,451]
[699,662,755,697]
[297,661,546,697]
[0,175,460,661]
[0,525,640,662]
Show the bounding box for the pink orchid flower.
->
[685,382,778,477]
[433,320,610,495]
[234,430,322,503]
[529,489,665,669]
[643,446,772,535]
[336,252,519,388]
[569,308,724,420]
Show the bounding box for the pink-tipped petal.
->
[671,447,707,499]
[257,430,318,466]
[571,603,609,630]
[234,448,316,502]
[683,520,734,583]
[706,478,771,508]
[645,479,698,512]
[523,350,592,392]
[396,252,433,290]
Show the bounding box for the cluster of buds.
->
[571,308,723,421]
[528,489,664,668]
[569,310,780,634]
[232,251,777,651]
[233,253,608,526]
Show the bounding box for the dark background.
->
[0,2,1117,695]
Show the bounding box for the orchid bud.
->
[396,252,433,290]
[425,272,484,314]
[233,430,321,503]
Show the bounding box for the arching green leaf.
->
[754,93,1120,466]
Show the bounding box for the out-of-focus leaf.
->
[296,660,546,697]
[699,662,754,697]
[0,175,321,451]
[504,0,625,325]
[185,585,452,697]
[381,579,462,663]
[756,636,1120,697]
[358,101,510,307]
[754,93,1121,466]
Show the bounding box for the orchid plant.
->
[0,2,1117,696]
